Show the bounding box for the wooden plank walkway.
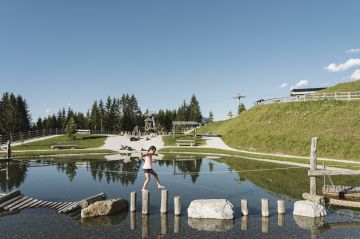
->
[322,185,360,199]
[0,190,105,213]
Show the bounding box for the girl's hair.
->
[148,146,156,152]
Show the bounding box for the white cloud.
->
[280,82,287,88]
[346,49,360,53]
[67,102,72,107]
[350,69,360,81]
[291,80,308,89]
[45,108,53,113]
[324,58,360,72]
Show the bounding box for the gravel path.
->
[101,135,164,152]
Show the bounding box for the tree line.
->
[0,92,203,134]
[0,93,31,135]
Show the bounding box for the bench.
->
[51,142,77,150]
[77,129,90,134]
[176,140,195,147]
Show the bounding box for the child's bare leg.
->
[154,174,161,187]
[142,173,150,190]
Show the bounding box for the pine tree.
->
[65,116,77,140]
[189,94,202,122]
[238,103,246,115]
[208,111,214,123]
[89,101,100,131]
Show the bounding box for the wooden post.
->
[142,190,149,215]
[261,198,269,217]
[160,190,168,214]
[277,199,285,214]
[6,140,11,160]
[130,192,136,212]
[130,212,136,230]
[241,216,248,231]
[310,137,318,195]
[241,199,249,216]
[174,196,181,216]
[174,215,181,233]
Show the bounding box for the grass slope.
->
[319,79,360,93]
[198,100,360,160]
[12,134,108,150]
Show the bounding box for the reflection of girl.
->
[141,146,165,191]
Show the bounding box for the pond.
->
[0,154,360,238]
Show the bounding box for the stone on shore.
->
[81,199,128,218]
[187,199,234,219]
[293,200,327,218]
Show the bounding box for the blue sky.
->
[1,0,360,121]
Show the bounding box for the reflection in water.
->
[160,214,168,236]
[0,162,27,192]
[241,216,248,231]
[142,214,149,238]
[187,218,234,232]
[0,157,206,191]
[278,213,285,226]
[0,209,20,218]
[80,212,127,228]
[174,215,181,233]
[262,216,269,234]
[293,215,325,230]
[130,212,136,230]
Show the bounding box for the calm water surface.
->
[0,154,360,238]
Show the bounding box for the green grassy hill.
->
[198,99,360,160]
[319,79,360,93]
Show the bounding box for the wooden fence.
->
[258,91,360,105]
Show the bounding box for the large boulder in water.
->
[293,200,327,218]
[187,199,234,219]
[81,199,128,218]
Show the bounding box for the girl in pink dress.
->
[141,146,165,191]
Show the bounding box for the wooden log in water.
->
[57,202,74,212]
[302,193,325,205]
[59,202,78,213]
[329,198,360,208]
[18,199,40,210]
[4,196,29,210]
[0,190,21,204]
[60,202,80,213]
[9,198,35,211]
[79,192,107,208]
[0,195,24,208]
[35,200,49,208]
